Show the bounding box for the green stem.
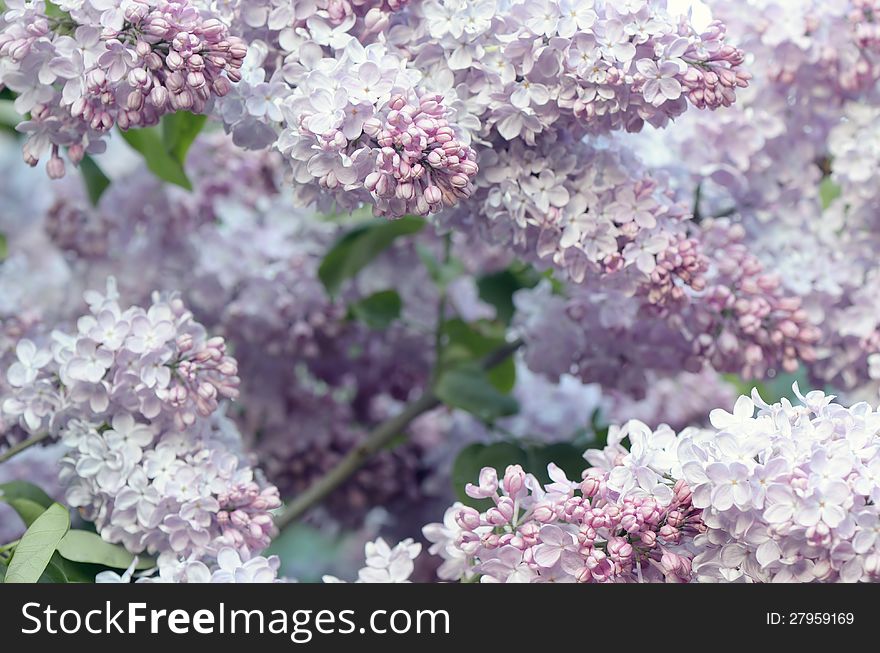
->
[0,539,19,554]
[275,338,525,529]
[0,431,51,464]
[275,391,442,530]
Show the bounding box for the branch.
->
[275,338,525,529]
[0,431,51,464]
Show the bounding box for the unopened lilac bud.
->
[46,153,65,179]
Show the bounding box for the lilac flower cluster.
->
[210,0,748,224]
[513,219,821,397]
[97,547,283,583]
[276,42,478,217]
[423,439,705,583]
[413,0,749,138]
[323,537,421,582]
[0,0,245,176]
[684,387,880,583]
[448,135,696,286]
[636,0,880,400]
[0,280,280,575]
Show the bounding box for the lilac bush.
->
[0,0,879,584]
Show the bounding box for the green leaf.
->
[441,319,516,393]
[0,99,20,133]
[39,557,68,583]
[2,498,48,527]
[589,407,610,449]
[57,530,153,570]
[0,481,53,508]
[318,216,426,295]
[416,243,464,288]
[348,290,402,329]
[120,125,192,190]
[0,232,7,261]
[435,366,519,422]
[524,442,585,485]
[820,177,841,210]
[723,369,809,405]
[80,154,111,205]
[49,554,110,583]
[476,265,542,324]
[162,111,207,163]
[0,481,54,527]
[451,442,528,508]
[451,440,588,508]
[5,503,70,583]
[44,1,71,19]
[0,557,7,582]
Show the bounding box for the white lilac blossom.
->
[0,0,246,176]
[96,547,284,582]
[423,423,706,583]
[683,387,880,583]
[0,280,281,569]
[142,547,284,582]
[323,537,421,582]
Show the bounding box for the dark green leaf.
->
[319,216,426,295]
[120,125,192,190]
[0,232,7,261]
[524,442,585,485]
[0,481,53,527]
[434,366,519,421]
[162,111,207,163]
[441,319,516,393]
[39,557,68,583]
[348,290,402,329]
[80,154,111,205]
[451,442,528,508]
[6,503,70,583]
[2,498,47,527]
[0,557,7,582]
[476,265,542,324]
[589,407,610,449]
[49,553,110,583]
[0,99,19,134]
[0,481,53,508]
[57,530,153,570]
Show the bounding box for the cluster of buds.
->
[0,0,245,176]
[689,220,821,379]
[108,1,246,128]
[363,93,479,217]
[216,481,282,554]
[678,20,751,110]
[425,453,707,583]
[162,329,240,430]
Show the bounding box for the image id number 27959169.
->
[766,613,854,625]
